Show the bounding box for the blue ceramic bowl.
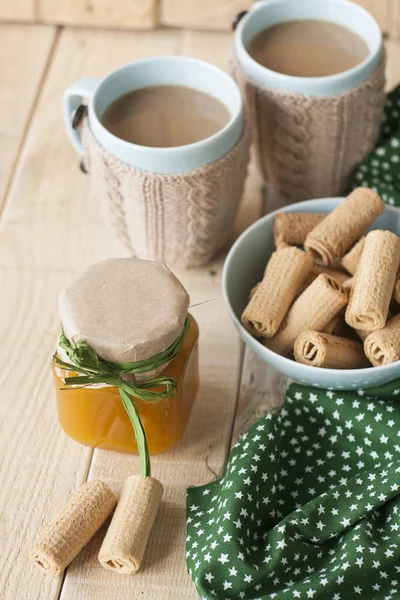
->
[222,197,400,390]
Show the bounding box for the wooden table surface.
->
[0,23,399,600]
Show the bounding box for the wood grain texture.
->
[0,28,180,270]
[0,24,55,212]
[38,0,159,29]
[0,0,35,20]
[0,268,93,600]
[386,39,400,86]
[388,0,400,39]
[353,0,389,31]
[162,0,252,30]
[162,0,389,31]
[0,26,261,600]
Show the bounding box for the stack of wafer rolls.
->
[294,331,369,369]
[265,274,348,357]
[243,187,400,370]
[29,481,117,576]
[242,245,313,337]
[304,188,384,266]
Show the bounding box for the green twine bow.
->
[53,316,190,478]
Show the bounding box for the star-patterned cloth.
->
[353,85,400,206]
[186,380,400,599]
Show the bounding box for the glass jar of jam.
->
[53,259,199,456]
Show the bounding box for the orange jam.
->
[53,315,199,454]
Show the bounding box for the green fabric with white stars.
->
[353,86,400,205]
[186,381,400,599]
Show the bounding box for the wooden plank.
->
[58,29,263,600]
[162,0,252,30]
[0,267,93,600]
[162,0,389,31]
[0,28,180,270]
[0,0,35,21]
[385,39,400,89]
[353,0,389,32]
[38,0,159,30]
[0,28,178,600]
[0,24,56,213]
[388,0,400,41]
[231,348,287,448]
[0,26,262,600]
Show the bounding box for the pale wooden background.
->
[0,0,398,36]
[0,12,400,600]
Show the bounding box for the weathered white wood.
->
[0,268,94,600]
[388,0,400,39]
[231,348,287,448]
[385,39,400,88]
[0,26,262,600]
[0,24,55,212]
[0,0,35,20]
[38,0,159,29]
[0,28,180,270]
[162,0,389,31]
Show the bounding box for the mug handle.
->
[63,77,100,156]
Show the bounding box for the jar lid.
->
[59,258,190,363]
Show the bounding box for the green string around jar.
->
[53,316,190,478]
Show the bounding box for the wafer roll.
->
[273,212,325,246]
[395,278,400,304]
[296,266,349,297]
[98,475,163,574]
[341,237,365,275]
[304,188,384,266]
[294,331,369,369]
[364,314,400,366]
[323,310,345,336]
[29,480,117,576]
[346,230,400,332]
[242,246,313,337]
[342,277,354,291]
[265,274,349,356]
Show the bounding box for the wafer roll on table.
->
[98,475,163,574]
[273,212,325,247]
[29,480,117,576]
[341,237,366,275]
[294,331,369,369]
[346,230,400,332]
[265,274,349,357]
[304,188,384,266]
[364,314,400,366]
[241,246,313,337]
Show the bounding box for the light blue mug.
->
[63,56,244,175]
[234,0,382,97]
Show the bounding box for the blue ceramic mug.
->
[63,56,244,175]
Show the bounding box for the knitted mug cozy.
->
[234,56,386,202]
[82,122,251,268]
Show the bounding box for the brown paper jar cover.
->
[53,258,200,455]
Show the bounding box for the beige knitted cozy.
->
[82,122,250,268]
[234,57,386,202]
